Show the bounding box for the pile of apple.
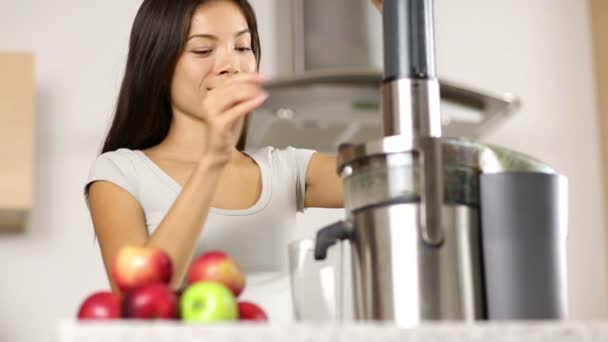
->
[77,246,268,322]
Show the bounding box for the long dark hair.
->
[101,0,261,154]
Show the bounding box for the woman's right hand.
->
[199,73,268,167]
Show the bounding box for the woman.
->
[85,0,383,320]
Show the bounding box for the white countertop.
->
[55,320,608,342]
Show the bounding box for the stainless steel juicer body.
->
[313,0,568,324]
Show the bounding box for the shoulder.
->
[92,148,139,168]
[85,148,143,198]
[88,148,147,177]
[250,146,316,166]
[248,146,317,187]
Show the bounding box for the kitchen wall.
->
[0,0,604,341]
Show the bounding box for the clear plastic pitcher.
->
[287,238,348,321]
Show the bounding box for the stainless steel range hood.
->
[247,0,521,153]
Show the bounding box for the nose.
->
[216,46,240,76]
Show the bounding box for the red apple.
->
[187,250,245,297]
[122,282,178,319]
[77,291,121,320]
[112,246,173,291]
[238,301,268,321]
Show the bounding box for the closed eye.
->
[193,50,212,56]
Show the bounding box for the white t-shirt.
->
[84,146,316,322]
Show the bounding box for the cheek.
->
[241,54,257,72]
[174,58,211,89]
[170,57,213,116]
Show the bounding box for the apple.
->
[77,291,121,320]
[180,281,238,322]
[237,301,268,321]
[112,246,173,291]
[187,250,245,297]
[122,282,178,319]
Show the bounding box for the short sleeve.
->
[288,146,316,212]
[84,149,139,203]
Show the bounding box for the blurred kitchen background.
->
[0,0,607,341]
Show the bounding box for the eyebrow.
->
[187,29,251,41]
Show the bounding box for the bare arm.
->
[304,153,344,208]
[88,73,268,291]
[88,159,224,291]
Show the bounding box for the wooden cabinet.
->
[591,1,608,254]
[0,52,34,232]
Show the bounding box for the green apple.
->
[180,281,238,322]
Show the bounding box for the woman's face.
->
[171,0,257,121]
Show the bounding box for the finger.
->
[219,91,268,126]
[202,72,266,94]
[226,72,267,85]
[210,83,267,113]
